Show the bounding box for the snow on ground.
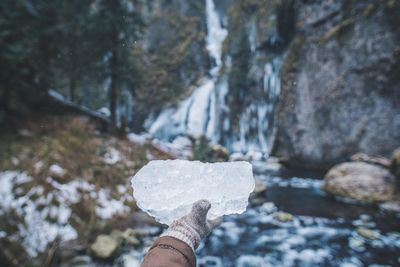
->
[0,170,133,257]
[49,164,66,176]
[0,171,77,256]
[103,147,123,164]
[95,188,130,220]
[127,133,151,145]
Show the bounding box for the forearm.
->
[141,236,196,267]
[141,200,221,267]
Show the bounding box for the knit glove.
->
[161,199,222,251]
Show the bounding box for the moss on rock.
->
[324,162,397,203]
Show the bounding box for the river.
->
[194,170,400,266]
[112,168,400,267]
[192,169,400,267]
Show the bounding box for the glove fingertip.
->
[192,199,211,213]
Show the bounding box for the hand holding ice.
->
[131,160,254,225]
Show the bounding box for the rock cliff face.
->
[215,0,293,155]
[273,0,400,168]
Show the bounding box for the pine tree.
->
[54,0,93,102]
[90,0,143,130]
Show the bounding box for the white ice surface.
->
[131,160,254,225]
[146,0,227,142]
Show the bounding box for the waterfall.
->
[148,0,227,141]
[146,0,281,158]
[225,58,281,157]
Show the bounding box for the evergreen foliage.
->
[0,0,143,128]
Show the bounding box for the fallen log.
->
[47,89,110,130]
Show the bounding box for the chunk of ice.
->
[131,160,254,225]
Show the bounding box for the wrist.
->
[161,221,201,251]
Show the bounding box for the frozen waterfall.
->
[225,58,281,157]
[148,0,227,141]
[145,0,281,158]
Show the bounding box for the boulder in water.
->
[273,211,294,222]
[356,227,379,240]
[210,144,229,161]
[323,162,396,202]
[90,234,119,259]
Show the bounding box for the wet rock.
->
[356,227,379,240]
[323,162,396,202]
[350,153,390,167]
[273,211,294,222]
[210,144,229,161]
[90,234,119,259]
[251,180,267,205]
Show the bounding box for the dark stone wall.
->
[273,0,400,169]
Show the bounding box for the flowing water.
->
[195,172,400,267]
[148,0,227,142]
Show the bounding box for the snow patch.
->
[49,164,66,176]
[127,133,151,145]
[96,188,130,219]
[103,147,123,164]
[0,171,78,256]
